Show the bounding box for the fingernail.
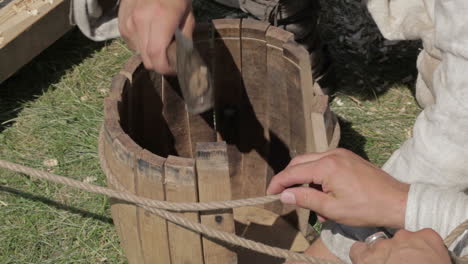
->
[280,191,296,205]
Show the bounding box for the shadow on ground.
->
[0,29,107,133]
[336,116,369,160]
[0,185,113,224]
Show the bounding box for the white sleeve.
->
[381,0,468,255]
[71,0,121,41]
[405,184,468,254]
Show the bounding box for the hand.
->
[350,229,451,264]
[118,0,195,74]
[266,148,409,228]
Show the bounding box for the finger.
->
[123,17,137,50]
[392,229,412,242]
[147,10,185,74]
[350,242,367,263]
[133,8,153,69]
[267,160,330,195]
[280,186,333,214]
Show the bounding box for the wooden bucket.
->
[101,19,340,264]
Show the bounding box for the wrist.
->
[384,182,409,229]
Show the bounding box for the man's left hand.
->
[350,229,451,264]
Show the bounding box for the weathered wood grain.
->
[136,151,171,264]
[196,142,237,264]
[0,0,72,83]
[236,19,270,201]
[108,134,145,263]
[164,156,204,264]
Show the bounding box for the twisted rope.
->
[445,219,468,247]
[0,159,278,212]
[0,134,467,263]
[0,157,336,264]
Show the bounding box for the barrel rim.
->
[103,18,339,169]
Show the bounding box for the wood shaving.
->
[27,9,39,16]
[335,98,344,106]
[43,159,58,167]
[98,88,108,95]
[83,176,97,183]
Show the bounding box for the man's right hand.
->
[266,148,409,229]
[118,0,195,74]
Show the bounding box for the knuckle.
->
[320,155,340,170]
[393,229,411,241]
[141,58,154,71]
[131,8,150,26]
[418,228,442,242]
[146,46,163,59]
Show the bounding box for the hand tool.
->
[167,29,214,115]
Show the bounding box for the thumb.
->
[280,186,332,213]
[350,242,367,263]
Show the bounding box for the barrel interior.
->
[116,19,326,204]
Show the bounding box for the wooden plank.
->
[212,19,243,108]
[164,156,204,264]
[234,206,309,264]
[196,142,237,264]
[310,95,331,152]
[0,0,72,83]
[108,134,145,263]
[162,76,192,157]
[282,41,311,236]
[236,19,270,200]
[102,117,125,260]
[264,26,295,215]
[211,19,244,202]
[136,150,171,264]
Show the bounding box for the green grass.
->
[0,0,421,262]
[0,30,131,263]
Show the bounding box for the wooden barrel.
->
[101,18,340,264]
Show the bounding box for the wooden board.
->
[211,19,244,202]
[164,156,204,264]
[136,150,171,264]
[236,19,270,200]
[282,42,312,236]
[162,76,192,157]
[108,134,145,263]
[0,0,72,83]
[264,26,295,215]
[234,207,309,264]
[196,142,237,264]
